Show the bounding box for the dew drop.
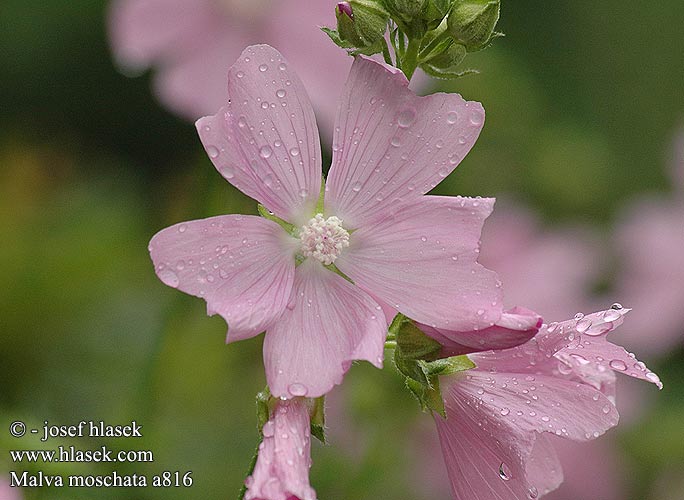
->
[469,111,483,126]
[351,182,362,192]
[610,302,623,310]
[222,166,235,179]
[603,309,622,322]
[159,269,179,288]
[276,89,286,98]
[446,111,458,124]
[574,312,585,321]
[178,224,187,233]
[500,408,510,416]
[278,62,287,70]
[288,383,308,397]
[259,63,268,72]
[237,116,248,128]
[528,486,539,498]
[602,404,611,414]
[499,462,512,481]
[289,147,300,157]
[262,421,275,437]
[438,166,449,177]
[397,108,416,128]
[575,318,592,333]
[609,359,627,371]
[236,70,245,78]
[207,146,219,158]
[259,145,273,159]
[390,136,402,147]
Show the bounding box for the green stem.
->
[237,437,263,500]
[402,37,421,81]
[384,340,397,349]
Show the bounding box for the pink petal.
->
[453,368,619,442]
[148,215,296,342]
[336,196,503,331]
[434,383,536,500]
[325,56,485,228]
[526,435,564,498]
[197,45,322,225]
[245,399,316,500]
[108,0,218,71]
[264,260,386,399]
[420,307,542,356]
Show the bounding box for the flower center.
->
[299,214,350,265]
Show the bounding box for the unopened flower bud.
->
[336,0,389,48]
[447,0,500,51]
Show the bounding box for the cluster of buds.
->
[325,0,502,79]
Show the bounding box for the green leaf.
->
[321,27,357,50]
[393,313,443,361]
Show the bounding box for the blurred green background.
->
[1,1,682,499]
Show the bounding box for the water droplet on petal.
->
[500,408,510,416]
[178,224,187,233]
[351,182,362,192]
[236,70,245,78]
[276,89,286,98]
[262,421,275,437]
[603,309,622,322]
[288,383,308,397]
[470,111,483,126]
[610,302,623,310]
[390,136,402,147]
[574,312,585,321]
[499,462,512,481]
[528,486,539,498]
[575,318,592,333]
[207,146,219,158]
[289,147,300,157]
[609,359,627,371]
[446,111,458,124]
[259,145,273,159]
[259,64,268,72]
[397,108,416,128]
[159,269,179,288]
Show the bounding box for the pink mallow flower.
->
[245,399,315,500]
[149,44,503,398]
[433,306,661,499]
[0,479,21,500]
[609,128,684,357]
[108,0,350,133]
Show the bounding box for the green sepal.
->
[420,42,472,80]
[424,0,453,28]
[308,396,326,444]
[421,65,479,80]
[405,374,446,416]
[257,204,296,235]
[447,0,500,52]
[321,27,357,50]
[392,313,443,361]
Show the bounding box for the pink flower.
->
[0,479,21,500]
[245,398,315,500]
[609,128,684,357]
[108,0,350,134]
[434,307,661,499]
[149,44,503,398]
[479,199,602,321]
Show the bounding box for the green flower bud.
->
[380,0,429,37]
[423,0,452,27]
[447,0,500,51]
[336,0,389,48]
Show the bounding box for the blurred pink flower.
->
[149,45,503,398]
[610,128,684,357]
[0,479,20,500]
[479,200,602,321]
[108,0,350,134]
[434,307,661,499]
[245,398,315,500]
